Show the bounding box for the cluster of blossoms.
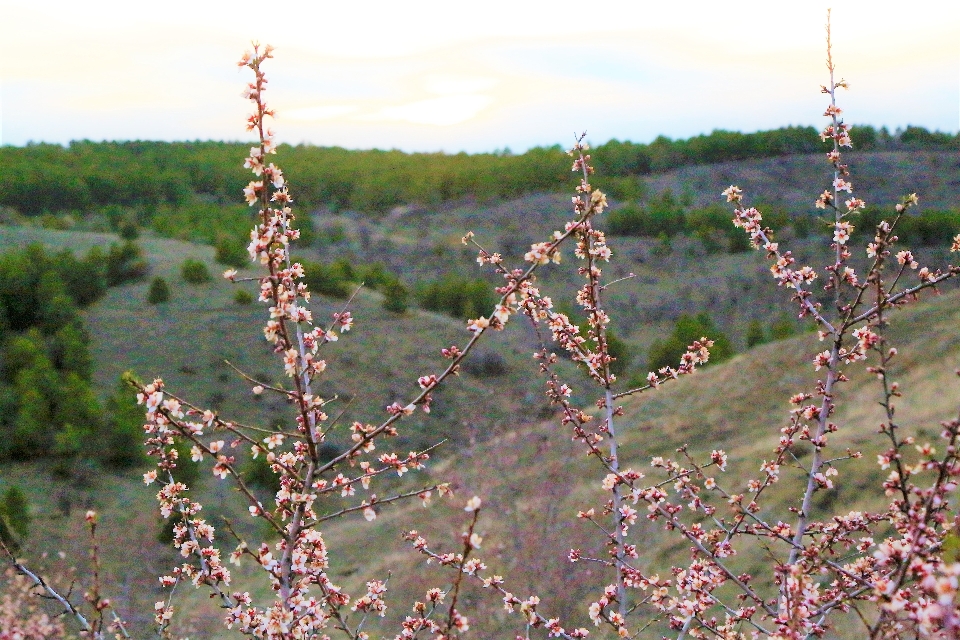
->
[0,568,67,639]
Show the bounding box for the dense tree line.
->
[0,245,145,468]
[3,125,955,217]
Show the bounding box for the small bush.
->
[234,289,254,305]
[417,276,494,319]
[647,312,733,371]
[243,454,282,494]
[300,260,351,299]
[381,278,410,314]
[118,219,140,240]
[792,213,814,239]
[462,350,507,377]
[106,241,149,286]
[770,315,800,340]
[181,258,211,284]
[100,374,149,470]
[604,330,632,377]
[315,223,347,246]
[215,234,250,268]
[1,485,30,540]
[147,277,171,304]
[745,319,767,348]
[607,191,686,237]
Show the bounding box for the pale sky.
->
[2,0,958,152]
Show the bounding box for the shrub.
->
[105,241,149,286]
[146,276,171,304]
[647,312,733,371]
[180,258,211,283]
[381,277,409,313]
[118,219,140,240]
[300,259,351,299]
[233,288,254,305]
[215,234,249,267]
[99,374,149,470]
[461,350,507,377]
[745,318,767,348]
[604,330,631,377]
[52,247,108,307]
[0,485,33,544]
[417,275,494,319]
[314,223,347,246]
[606,200,685,237]
[242,453,281,494]
[770,314,800,340]
[792,212,814,238]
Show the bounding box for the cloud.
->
[363,94,494,126]
[283,105,358,121]
[422,74,499,95]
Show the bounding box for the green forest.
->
[3,124,956,217]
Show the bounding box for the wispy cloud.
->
[284,106,358,121]
[362,95,494,126]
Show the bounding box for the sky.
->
[1,0,958,153]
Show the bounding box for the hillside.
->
[3,278,957,638]
[644,150,960,212]
[0,147,958,637]
[300,287,960,639]
[0,226,576,453]
[307,149,959,362]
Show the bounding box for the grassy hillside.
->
[0,226,577,452]
[0,147,957,637]
[306,287,960,639]
[0,223,574,633]
[1,227,957,636]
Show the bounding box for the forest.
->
[2,125,956,217]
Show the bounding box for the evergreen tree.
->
[0,485,30,550]
[604,331,632,377]
[52,372,104,460]
[181,258,212,283]
[2,486,30,538]
[50,322,94,381]
[11,354,57,460]
[147,277,171,304]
